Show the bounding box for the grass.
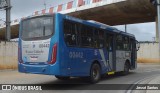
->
[137,58,160,63]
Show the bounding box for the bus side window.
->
[116,35,123,50]
[106,34,113,51]
[123,36,130,51]
[81,26,94,47]
[94,29,104,48]
[64,20,77,46]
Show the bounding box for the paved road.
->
[0,63,160,93]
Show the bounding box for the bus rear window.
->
[21,16,54,40]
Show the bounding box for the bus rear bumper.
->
[18,63,60,75]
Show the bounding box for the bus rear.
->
[18,14,60,75]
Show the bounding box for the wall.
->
[0,41,18,69]
[137,42,160,63]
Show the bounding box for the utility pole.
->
[44,0,46,10]
[156,0,160,60]
[125,24,127,32]
[5,0,11,41]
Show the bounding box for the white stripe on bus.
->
[99,49,107,67]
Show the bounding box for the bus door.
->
[130,39,136,69]
[105,33,114,71]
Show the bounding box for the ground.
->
[0,63,160,93]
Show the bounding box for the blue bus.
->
[18,13,139,83]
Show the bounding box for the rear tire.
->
[89,63,101,83]
[55,76,70,80]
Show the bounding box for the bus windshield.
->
[21,16,54,40]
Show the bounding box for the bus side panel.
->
[58,15,110,77]
[67,48,90,76]
[48,14,63,75]
[78,48,110,76]
[59,47,107,77]
[115,50,131,72]
[56,14,70,76]
[58,15,89,76]
[58,46,109,77]
[99,48,112,74]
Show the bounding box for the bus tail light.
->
[18,47,23,63]
[49,43,57,64]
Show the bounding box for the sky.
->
[0,0,156,41]
[113,23,156,41]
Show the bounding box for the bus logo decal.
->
[30,56,38,61]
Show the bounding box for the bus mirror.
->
[136,41,140,51]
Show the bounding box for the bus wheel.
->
[122,62,130,75]
[89,63,101,83]
[55,76,70,80]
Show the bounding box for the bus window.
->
[81,26,94,47]
[123,36,130,51]
[94,29,104,48]
[64,20,78,46]
[106,34,113,51]
[22,16,54,40]
[116,35,123,50]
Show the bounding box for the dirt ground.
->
[137,58,160,63]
